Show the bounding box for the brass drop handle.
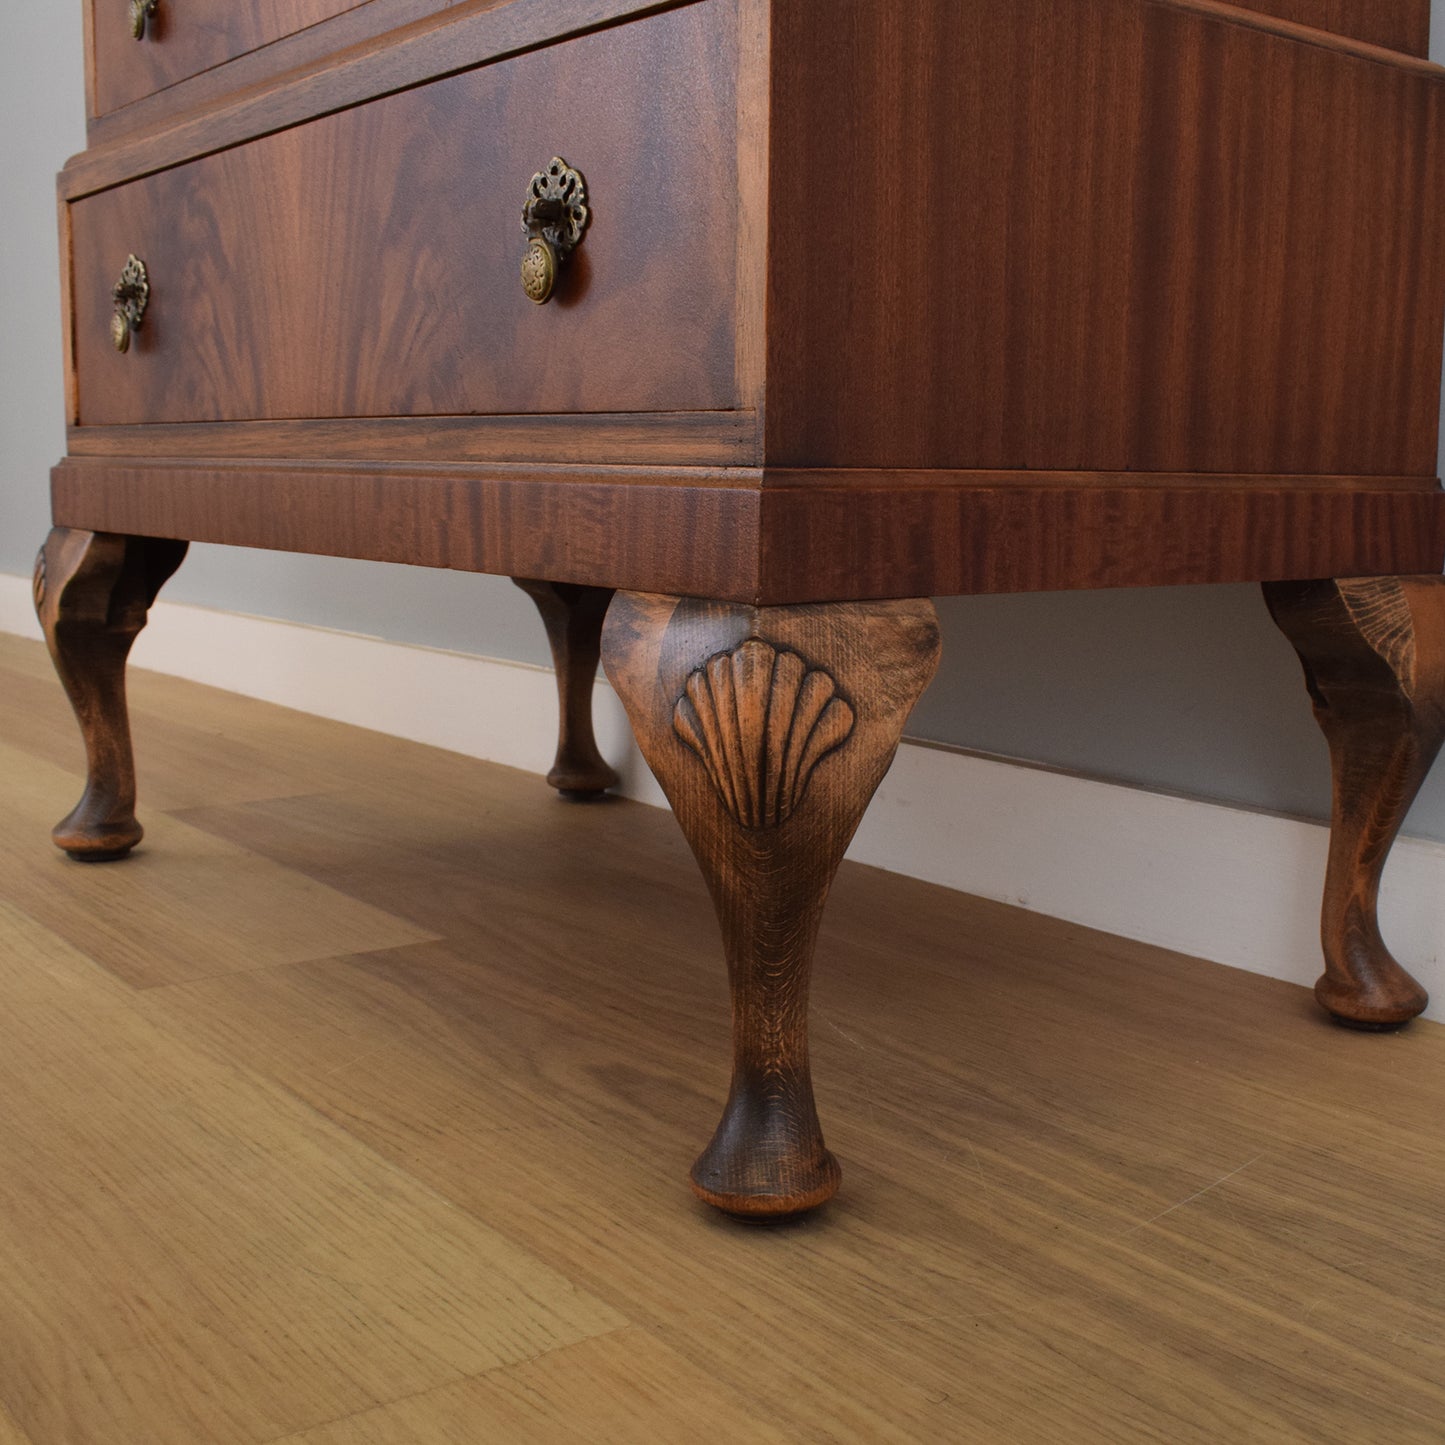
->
[521,157,589,304]
[130,0,159,39]
[111,255,150,354]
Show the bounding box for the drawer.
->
[90,0,375,118]
[70,0,739,426]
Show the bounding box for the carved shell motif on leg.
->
[673,639,856,829]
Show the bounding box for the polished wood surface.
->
[72,0,738,426]
[512,578,618,797]
[1228,0,1429,52]
[50,458,765,600]
[88,0,370,119]
[51,459,1445,603]
[66,0,694,198]
[1265,577,1445,1027]
[85,0,477,147]
[764,0,1445,475]
[66,413,761,467]
[754,479,1445,602]
[604,593,941,1213]
[4,631,1445,1442]
[57,0,1445,592]
[64,0,1445,469]
[34,527,186,860]
[74,0,1438,160]
[64,0,1445,207]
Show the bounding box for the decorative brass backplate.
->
[520,157,589,304]
[129,0,158,40]
[111,255,150,354]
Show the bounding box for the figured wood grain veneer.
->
[63,0,728,200]
[83,0,487,147]
[88,0,372,119]
[51,459,1445,603]
[76,0,1442,170]
[763,0,1445,476]
[51,458,765,600]
[71,0,738,426]
[66,414,763,467]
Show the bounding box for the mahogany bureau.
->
[39,0,1445,1216]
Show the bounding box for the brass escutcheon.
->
[111,254,150,354]
[130,0,159,40]
[520,157,589,304]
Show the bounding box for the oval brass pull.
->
[129,0,159,40]
[521,157,589,305]
[111,255,150,354]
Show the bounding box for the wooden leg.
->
[603,592,941,1215]
[1264,576,1445,1028]
[34,528,188,861]
[513,578,620,799]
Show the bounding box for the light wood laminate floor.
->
[1,630,1443,1444]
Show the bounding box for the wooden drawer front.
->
[72,0,738,425]
[91,0,374,117]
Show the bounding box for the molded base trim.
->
[52,460,1445,602]
[3,571,1441,1022]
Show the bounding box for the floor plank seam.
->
[250,1325,640,1445]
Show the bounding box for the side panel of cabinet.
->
[762,0,1445,477]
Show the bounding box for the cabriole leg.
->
[1264,576,1445,1028]
[34,527,187,861]
[603,592,940,1216]
[513,578,619,798]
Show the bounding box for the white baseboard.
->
[5,571,1443,1021]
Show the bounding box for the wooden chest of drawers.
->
[39,0,1445,1216]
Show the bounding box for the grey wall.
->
[5,7,1445,840]
[2,4,84,583]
